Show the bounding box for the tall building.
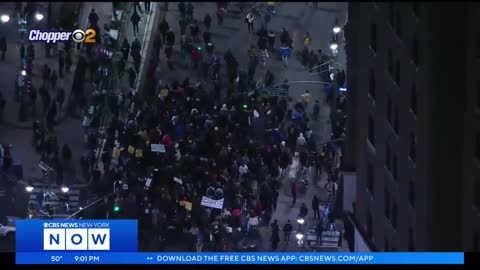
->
[343,2,480,251]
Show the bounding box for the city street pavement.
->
[150,2,348,251]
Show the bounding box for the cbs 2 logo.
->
[72,29,97,43]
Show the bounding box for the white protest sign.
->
[151,144,166,153]
[173,177,183,185]
[200,196,224,209]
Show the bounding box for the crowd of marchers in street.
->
[1,2,348,252]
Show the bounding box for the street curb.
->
[135,2,163,94]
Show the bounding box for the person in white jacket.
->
[246,11,255,33]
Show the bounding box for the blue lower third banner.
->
[16,220,137,252]
[16,252,464,264]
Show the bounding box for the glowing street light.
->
[0,15,9,23]
[330,42,338,51]
[333,26,341,34]
[61,186,69,193]
[296,218,305,225]
[25,185,34,192]
[34,12,44,22]
[295,233,304,241]
[20,70,27,76]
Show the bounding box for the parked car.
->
[0,216,19,241]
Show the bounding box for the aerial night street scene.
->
[0,1,479,257]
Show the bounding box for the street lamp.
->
[333,26,341,34]
[330,42,338,51]
[296,232,304,241]
[20,70,27,76]
[296,218,305,225]
[34,12,44,22]
[0,14,9,23]
[61,186,69,193]
[25,183,34,192]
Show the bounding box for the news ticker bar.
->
[16,252,464,264]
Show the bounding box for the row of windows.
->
[366,209,415,251]
[367,163,416,206]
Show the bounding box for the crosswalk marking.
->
[27,183,86,209]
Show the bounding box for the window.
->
[367,163,375,195]
[412,34,418,65]
[476,134,480,160]
[412,3,420,18]
[370,22,377,53]
[411,83,417,114]
[392,154,398,181]
[387,49,393,76]
[388,4,394,28]
[387,96,393,125]
[395,59,401,86]
[392,201,398,229]
[384,189,391,219]
[367,210,373,239]
[386,143,392,170]
[393,105,399,134]
[474,232,479,252]
[369,69,376,100]
[410,132,417,162]
[409,180,416,208]
[408,227,415,251]
[368,114,375,146]
[395,9,402,39]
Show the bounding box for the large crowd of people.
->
[1,2,347,252]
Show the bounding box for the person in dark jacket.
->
[179,17,188,35]
[283,220,293,242]
[159,18,170,43]
[128,67,136,88]
[121,39,130,62]
[299,202,308,218]
[0,36,6,61]
[131,38,141,61]
[178,2,186,18]
[131,10,141,36]
[270,220,280,250]
[203,14,212,31]
[166,30,175,47]
[186,2,194,21]
[312,195,320,219]
[88,8,99,27]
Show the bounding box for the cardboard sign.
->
[113,147,121,158]
[200,196,224,209]
[135,149,143,158]
[151,144,166,153]
[128,145,135,154]
[185,201,192,211]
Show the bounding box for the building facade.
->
[344,2,480,251]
